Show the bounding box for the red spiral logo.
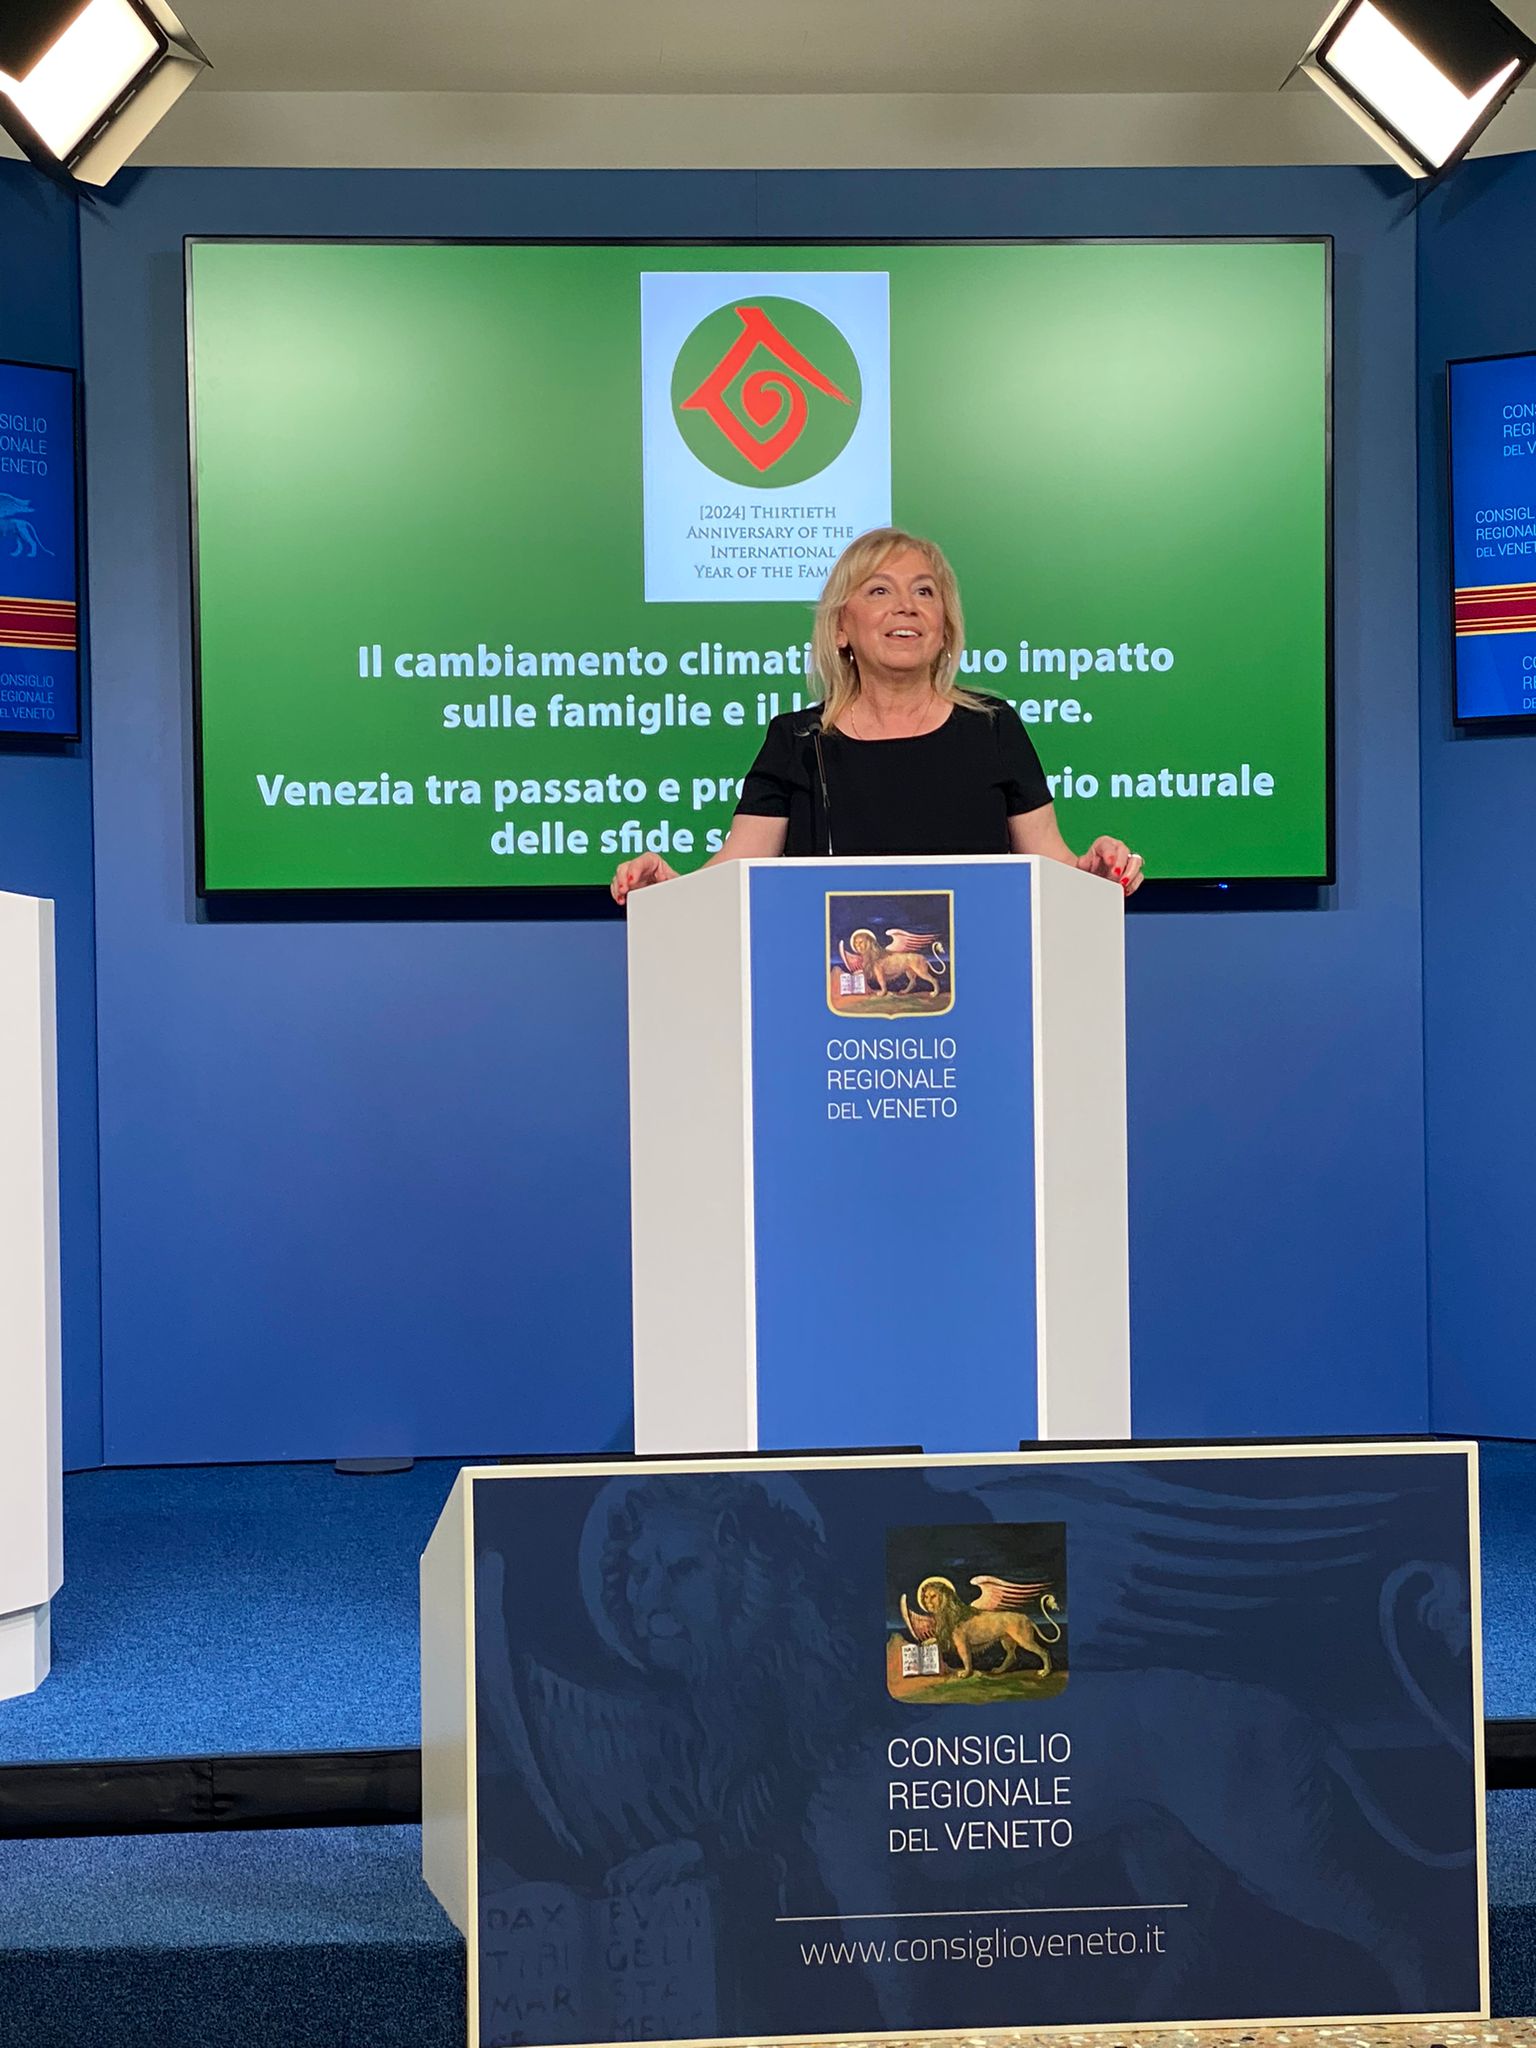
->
[678,305,851,474]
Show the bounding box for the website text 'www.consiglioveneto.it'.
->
[797,1921,1171,1972]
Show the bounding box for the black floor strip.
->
[0,1723,1532,1838]
[1486,1718,1536,1789]
[0,1747,420,1837]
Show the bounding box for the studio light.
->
[1297,0,1536,176]
[0,0,207,188]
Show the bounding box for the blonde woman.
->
[610,528,1143,901]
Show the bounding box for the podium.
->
[627,856,1128,1455]
[0,893,61,1699]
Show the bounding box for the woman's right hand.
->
[611,852,679,904]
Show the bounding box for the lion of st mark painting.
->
[828,889,955,1020]
[886,1524,1068,1704]
[839,926,947,1001]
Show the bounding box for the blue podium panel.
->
[423,1443,1486,2048]
[748,862,1035,1451]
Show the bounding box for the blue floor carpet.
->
[0,1825,462,2048]
[0,1460,468,1762]
[0,1440,1531,1766]
[1491,1789,1536,2017]
[1476,1441,1536,1720]
[2,1798,1535,2044]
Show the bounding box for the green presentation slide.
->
[188,238,1330,889]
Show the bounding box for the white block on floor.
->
[0,1602,51,1701]
[0,893,62,1701]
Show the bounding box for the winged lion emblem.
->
[839,926,948,999]
[900,1571,1062,1679]
[0,494,52,559]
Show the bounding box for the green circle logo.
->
[671,297,862,488]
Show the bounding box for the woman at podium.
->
[611,528,1144,901]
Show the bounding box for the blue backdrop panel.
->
[1419,152,1536,1440]
[749,861,1035,1452]
[75,165,1426,1464]
[469,1449,1482,2045]
[80,173,759,1466]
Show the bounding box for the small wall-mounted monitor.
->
[0,359,79,741]
[1449,350,1536,723]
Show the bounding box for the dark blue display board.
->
[461,1446,1485,2045]
[1450,351,1536,721]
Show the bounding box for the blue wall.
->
[73,164,1431,1461]
[0,160,102,1470]
[1418,154,1536,1439]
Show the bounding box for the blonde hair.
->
[810,528,991,735]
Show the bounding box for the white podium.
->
[0,892,62,1699]
[628,855,1128,1456]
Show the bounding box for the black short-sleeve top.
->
[733,698,1052,857]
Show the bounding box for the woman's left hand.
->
[1076,836,1145,896]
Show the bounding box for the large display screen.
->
[188,240,1331,890]
[0,359,78,741]
[1449,350,1536,722]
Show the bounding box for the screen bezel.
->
[185,234,1336,907]
[1447,347,1536,729]
[0,354,82,747]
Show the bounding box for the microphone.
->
[795,710,834,856]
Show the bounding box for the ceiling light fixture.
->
[1296,0,1536,177]
[0,0,207,188]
